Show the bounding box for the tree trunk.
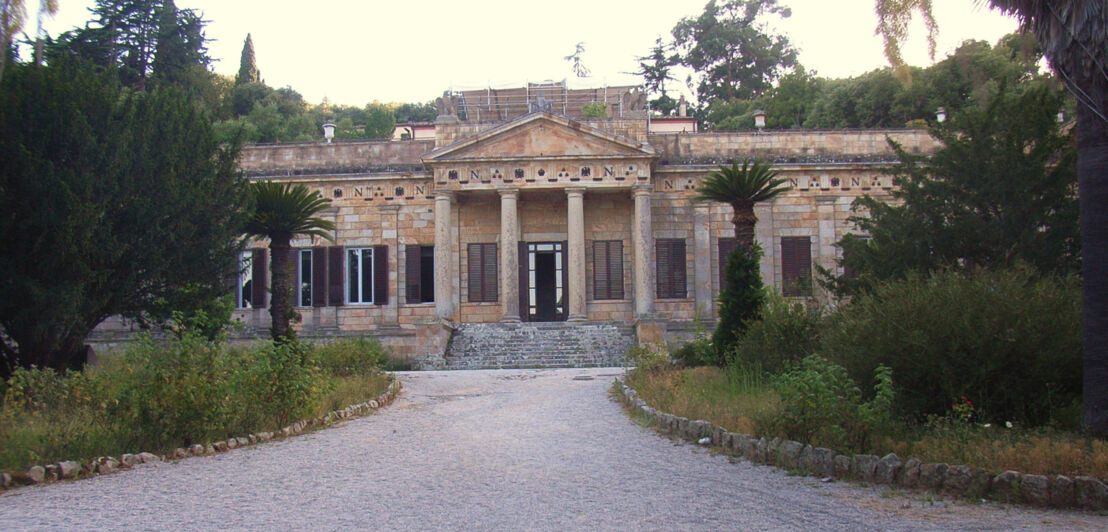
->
[269,236,293,342]
[731,201,758,251]
[1078,101,1108,436]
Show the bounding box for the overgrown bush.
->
[712,244,765,365]
[821,267,1081,427]
[311,337,389,376]
[766,355,894,453]
[233,341,324,430]
[731,292,821,375]
[670,321,715,367]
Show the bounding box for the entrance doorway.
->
[522,242,566,321]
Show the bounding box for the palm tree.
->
[875,0,1108,436]
[243,181,335,342]
[696,158,792,250]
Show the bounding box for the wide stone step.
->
[444,322,634,370]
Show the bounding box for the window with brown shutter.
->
[656,238,687,299]
[467,243,498,303]
[405,245,435,304]
[718,237,738,290]
[250,248,268,309]
[781,236,812,297]
[592,240,624,300]
[311,246,327,307]
[373,245,388,306]
[327,246,345,306]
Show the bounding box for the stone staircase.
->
[444,322,635,369]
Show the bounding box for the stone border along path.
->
[2,368,1106,531]
[615,377,1108,512]
[0,377,401,490]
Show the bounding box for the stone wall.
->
[239,140,433,175]
[648,128,937,163]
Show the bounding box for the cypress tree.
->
[236,33,259,85]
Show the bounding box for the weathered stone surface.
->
[1019,474,1050,506]
[28,465,46,483]
[943,464,972,494]
[749,438,767,464]
[919,463,948,490]
[119,454,136,467]
[711,426,725,446]
[966,467,992,497]
[173,448,189,460]
[852,454,878,482]
[833,455,851,479]
[798,445,816,473]
[44,464,59,481]
[248,435,258,445]
[213,440,230,452]
[992,470,1022,502]
[226,438,239,450]
[1074,476,1108,511]
[1,472,10,488]
[777,440,804,469]
[205,444,216,455]
[189,444,205,456]
[873,453,902,485]
[765,439,782,463]
[57,461,80,479]
[97,461,115,475]
[1050,475,1076,508]
[691,420,712,441]
[731,434,749,456]
[258,432,273,441]
[898,458,921,488]
[236,437,250,447]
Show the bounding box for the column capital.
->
[432,189,455,200]
[631,183,653,197]
[565,186,586,197]
[498,187,520,198]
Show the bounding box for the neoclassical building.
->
[94,84,939,367]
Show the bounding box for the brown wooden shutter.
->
[328,246,345,306]
[467,244,481,302]
[656,239,687,299]
[518,242,528,321]
[373,245,388,305]
[609,240,624,300]
[593,241,609,300]
[406,244,421,304]
[656,240,671,299]
[781,237,811,297]
[483,243,498,303]
[560,240,568,319]
[718,237,738,289]
[251,248,268,309]
[311,246,326,307]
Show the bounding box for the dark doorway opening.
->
[522,242,566,321]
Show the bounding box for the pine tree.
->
[236,33,259,85]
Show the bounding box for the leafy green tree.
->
[394,101,437,123]
[634,37,681,114]
[243,181,335,342]
[712,243,765,363]
[581,101,609,118]
[0,60,247,376]
[829,83,1078,295]
[696,159,791,250]
[874,0,1108,436]
[151,0,207,86]
[235,33,259,85]
[672,0,797,101]
[363,101,395,139]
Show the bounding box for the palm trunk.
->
[269,236,292,342]
[1078,101,1108,436]
[731,201,758,251]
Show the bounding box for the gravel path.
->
[1,368,1104,531]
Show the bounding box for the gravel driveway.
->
[1,367,1104,531]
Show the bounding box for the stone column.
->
[631,184,655,318]
[566,187,587,322]
[693,200,712,319]
[499,188,521,322]
[433,190,454,321]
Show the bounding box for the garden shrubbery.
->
[0,333,393,471]
[729,292,820,375]
[821,267,1082,427]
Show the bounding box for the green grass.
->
[628,366,1108,479]
[0,337,393,472]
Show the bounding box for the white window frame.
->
[347,247,375,304]
[237,251,253,309]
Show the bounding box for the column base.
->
[500,316,522,323]
[567,314,588,322]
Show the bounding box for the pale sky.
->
[38,0,1021,106]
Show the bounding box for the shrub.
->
[311,337,388,376]
[113,333,235,448]
[234,341,324,430]
[712,244,765,365]
[821,267,1081,427]
[581,102,609,118]
[670,321,715,367]
[731,292,822,375]
[626,345,670,373]
[767,354,894,452]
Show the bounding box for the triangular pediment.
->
[424,113,655,163]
